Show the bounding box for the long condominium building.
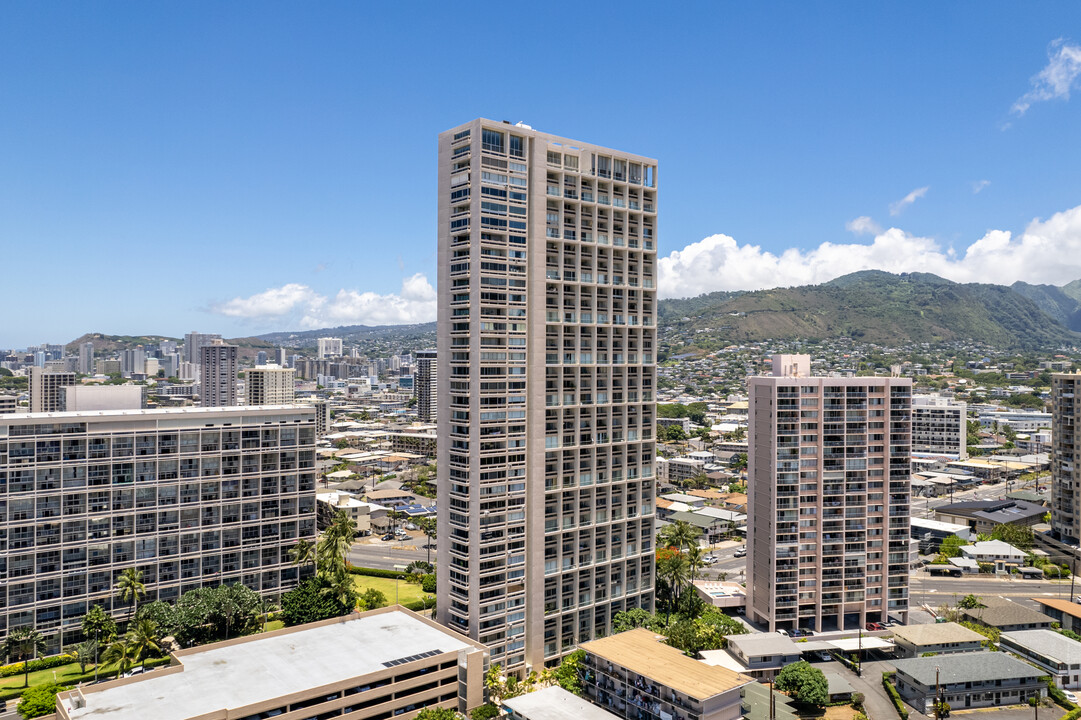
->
[415,349,437,423]
[246,364,296,405]
[0,405,317,653]
[318,337,343,359]
[436,119,658,671]
[747,355,911,632]
[1052,373,1081,545]
[200,339,238,407]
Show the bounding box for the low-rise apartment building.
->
[892,652,1045,713]
[891,622,984,658]
[55,607,488,720]
[580,628,752,720]
[1000,629,1081,689]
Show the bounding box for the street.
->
[347,532,433,571]
[910,570,1075,612]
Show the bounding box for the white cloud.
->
[845,216,882,236]
[888,186,929,216]
[211,273,436,328]
[1013,39,1081,115]
[972,180,991,194]
[657,202,1081,298]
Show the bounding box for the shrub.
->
[471,704,500,720]
[882,673,909,720]
[0,654,74,678]
[345,566,407,580]
[421,574,436,594]
[16,682,66,719]
[1044,676,1077,710]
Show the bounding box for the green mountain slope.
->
[659,271,1081,349]
[1010,281,1081,331]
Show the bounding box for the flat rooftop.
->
[503,686,619,720]
[62,609,474,720]
[1,404,312,422]
[581,628,752,700]
[1001,629,1081,665]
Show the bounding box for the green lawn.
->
[352,575,432,607]
[0,657,171,701]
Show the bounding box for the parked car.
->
[381,533,396,541]
[1066,690,1078,704]
[815,651,832,662]
[798,627,815,637]
[702,554,718,565]
[734,547,747,558]
[776,629,790,637]
[866,622,885,631]
[405,523,418,531]
[789,628,805,638]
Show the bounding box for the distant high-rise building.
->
[317,337,343,359]
[256,350,268,366]
[200,339,239,407]
[121,346,146,377]
[28,367,77,413]
[912,395,967,459]
[415,349,437,423]
[78,342,94,374]
[159,339,178,355]
[436,120,658,670]
[1052,373,1081,545]
[246,364,296,405]
[746,355,911,632]
[275,347,288,366]
[184,331,222,364]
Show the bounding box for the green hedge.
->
[0,654,74,678]
[346,565,407,580]
[882,673,909,720]
[1061,708,1081,720]
[1044,676,1078,711]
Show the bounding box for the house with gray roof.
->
[892,652,1045,713]
[722,634,802,681]
[1000,629,1081,690]
[959,597,1055,632]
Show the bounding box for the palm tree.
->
[317,511,358,577]
[101,637,136,679]
[115,568,147,618]
[659,520,702,552]
[72,639,98,674]
[656,553,691,623]
[1,627,48,687]
[685,545,706,582]
[288,539,317,572]
[321,567,357,611]
[126,619,161,671]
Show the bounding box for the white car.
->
[1066,690,1078,704]
[702,554,718,565]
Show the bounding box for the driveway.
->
[815,659,898,720]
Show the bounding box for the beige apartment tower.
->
[1052,373,1081,545]
[246,364,296,405]
[436,119,658,671]
[29,367,77,413]
[747,355,911,632]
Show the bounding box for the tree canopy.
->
[775,661,828,707]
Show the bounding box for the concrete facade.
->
[0,405,317,652]
[1052,373,1081,545]
[199,339,238,407]
[436,119,657,671]
[28,367,76,413]
[245,364,296,405]
[414,348,437,423]
[912,395,967,459]
[747,356,911,632]
[55,607,488,720]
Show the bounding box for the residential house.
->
[892,652,1045,713]
[1000,629,1081,690]
[891,622,985,658]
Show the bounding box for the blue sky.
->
[3,2,1081,347]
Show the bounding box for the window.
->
[509,135,524,158]
[482,129,504,153]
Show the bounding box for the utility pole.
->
[935,666,941,720]
[857,627,862,677]
[769,678,775,720]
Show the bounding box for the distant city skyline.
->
[2,2,1081,347]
